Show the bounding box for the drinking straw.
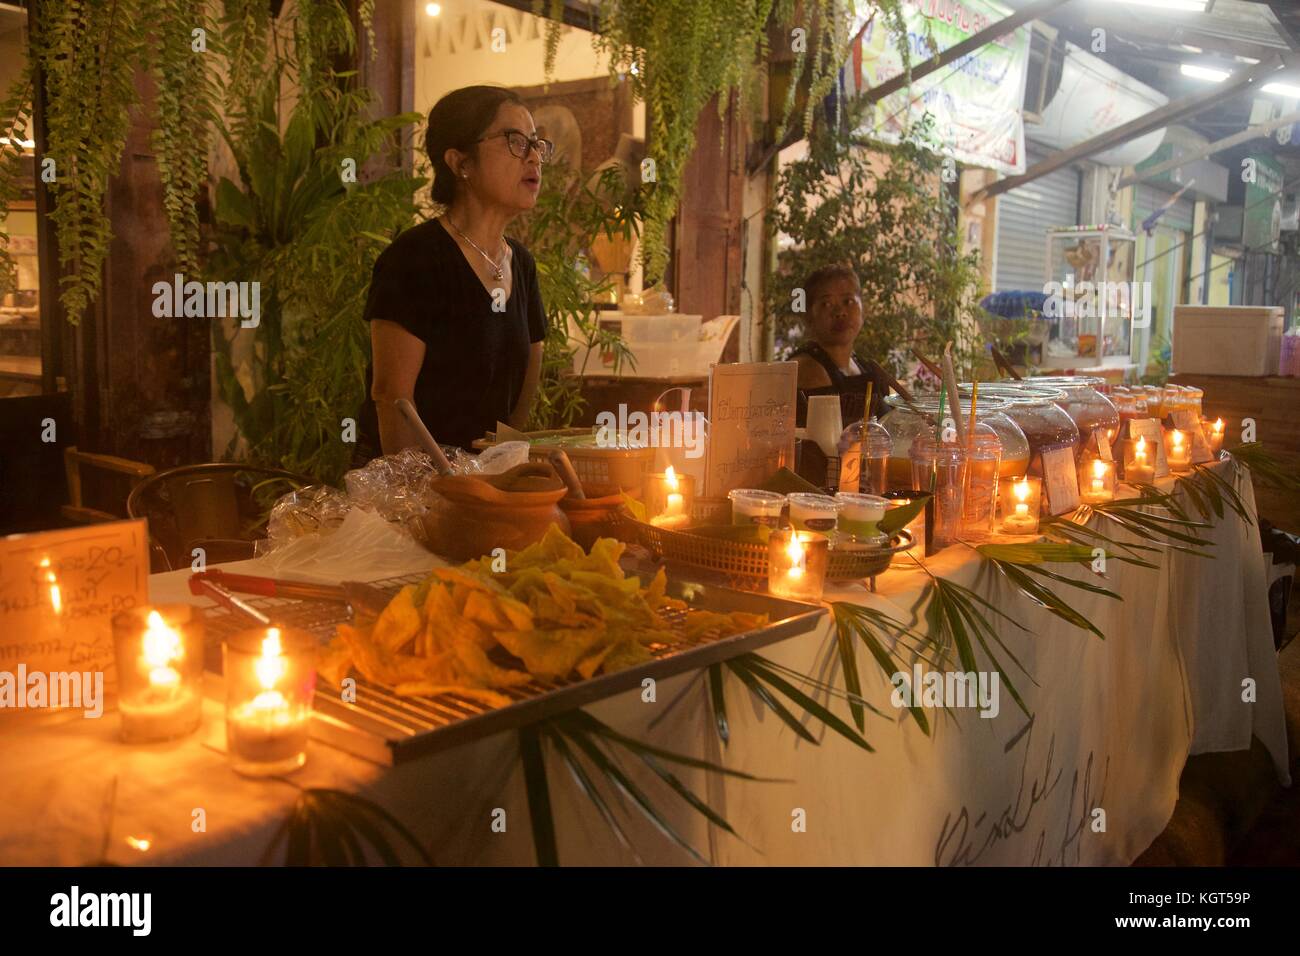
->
[966,379,979,449]
[931,383,945,493]
[941,343,967,447]
[860,380,874,433]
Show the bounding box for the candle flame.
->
[1013,479,1029,502]
[255,627,287,691]
[785,533,806,579]
[142,610,184,685]
[1092,459,1107,479]
[1136,437,1147,455]
[664,466,678,491]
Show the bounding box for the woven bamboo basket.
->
[627,519,915,591]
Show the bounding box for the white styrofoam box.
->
[612,313,703,344]
[1172,305,1284,376]
[571,312,739,379]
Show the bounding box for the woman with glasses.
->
[361,85,555,456]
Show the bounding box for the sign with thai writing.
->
[706,362,798,498]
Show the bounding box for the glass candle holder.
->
[767,530,830,602]
[1164,427,1192,472]
[1123,437,1156,485]
[112,605,205,743]
[998,476,1041,535]
[224,626,317,777]
[961,428,1003,541]
[834,492,888,544]
[728,488,785,527]
[787,492,840,535]
[643,467,695,530]
[910,435,968,550]
[1079,456,1116,504]
[1203,416,1225,455]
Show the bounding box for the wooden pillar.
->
[671,92,745,320]
[358,0,416,177]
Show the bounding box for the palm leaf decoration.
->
[1177,463,1251,524]
[1083,491,1215,555]
[831,601,947,734]
[1227,442,1300,494]
[263,788,433,866]
[976,542,1120,641]
[1039,514,1160,569]
[707,653,877,752]
[534,709,779,866]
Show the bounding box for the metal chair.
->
[127,463,309,571]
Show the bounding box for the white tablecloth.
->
[0,467,1287,866]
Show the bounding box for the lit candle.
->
[225,626,316,776]
[767,530,828,601]
[1125,436,1155,485]
[112,606,204,743]
[646,466,694,530]
[1080,458,1115,504]
[1166,427,1191,472]
[999,477,1040,534]
[1206,417,1224,455]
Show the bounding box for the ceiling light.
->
[1263,82,1300,99]
[1180,63,1230,82]
[1096,0,1210,11]
[424,2,441,16]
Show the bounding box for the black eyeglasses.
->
[474,128,555,164]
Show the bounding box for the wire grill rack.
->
[201,571,824,765]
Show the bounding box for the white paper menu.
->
[706,361,798,498]
[1127,418,1170,478]
[1041,445,1081,515]
[0,519,149,708]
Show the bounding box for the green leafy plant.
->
[0,0,223,318]
[509,162,641,430]
[1226,442,1300,495]
[767,99,985,383]
[208,7,424,484]
[263,788,433,866]
[533,709,773,865]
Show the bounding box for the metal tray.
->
[201,572,825,766]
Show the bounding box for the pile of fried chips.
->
[319,526,767,706]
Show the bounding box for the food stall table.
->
[0,465,1286,866]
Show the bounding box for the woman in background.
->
[791,264,891,420]
[362,85,552,456]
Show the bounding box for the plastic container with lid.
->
[881,394,1029,489]
[961,426,1003,540]
[909,436,967,550]
[1023,375,1120,448]
[838,417,892,495]
[787,492,840,534]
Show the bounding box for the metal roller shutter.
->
[994,151,1081,292]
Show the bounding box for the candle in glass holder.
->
[112,606,205,743]
[1079,457,1116,504]
[1204,417,1225,455]
[1124,437,1155,485]
[1165,427,1192,472]
[644,466,694,530]
[225,626,316,776]
[998,477,1041,534]
[767,530,829,602]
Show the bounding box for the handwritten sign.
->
[1171,409,1213,464]
[706,362,798,498]
[1041,445,1080,515]
[0,519,148,702]
[1127,419,1170,478]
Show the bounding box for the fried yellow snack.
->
[450,636,534,688]
[493,626,610,681]
[371,585,422,653]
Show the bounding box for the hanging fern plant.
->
[0,0,221,320]
[535,0,909,285]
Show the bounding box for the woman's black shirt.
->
[358,219,546,454]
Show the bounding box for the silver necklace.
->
[446,217,506,281]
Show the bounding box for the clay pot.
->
[421,475,570,561]
[558,493,630,551]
